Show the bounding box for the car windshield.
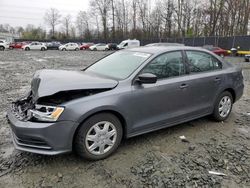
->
[85,51,151,79]
[118,42,126,46]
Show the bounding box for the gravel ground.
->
[0,50,249,188]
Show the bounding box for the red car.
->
[9,42,27,49]
[80,43,94,50]
[203,46,229,57]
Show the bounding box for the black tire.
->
[41,47,45,51]
[0,46,5,51]
[93,48,97,51]
[75,48,79,51]
[74,113,123,160]
[25,47,30,51]
[62,48,66,51]
[212,91,233,121]
[9,46,14,50]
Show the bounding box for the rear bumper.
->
[7,108,79,155]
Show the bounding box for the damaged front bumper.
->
[6,96,79,155]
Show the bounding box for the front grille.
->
[13,133,52,150]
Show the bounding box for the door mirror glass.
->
[137,73,157,84]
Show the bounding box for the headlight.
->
[29,104,64,122]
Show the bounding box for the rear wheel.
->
[74,113,123,160]
[25,47,30,51]
[93,48,97,51]
[41,47,45,51]
[0,46,5,51]
[62,48,66,51]
[212,91,233,121]
[75,48,79,51]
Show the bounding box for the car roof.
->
[125,46,207,55]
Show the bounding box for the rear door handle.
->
[180,83,189,89]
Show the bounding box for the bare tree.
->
[44,8,61,37]
[3,0,250,41]
[62,14,72,37]
[90,0,111,41]
[76,11,93,40]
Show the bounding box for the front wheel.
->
[75,48,79,51]
[0,46,5,51]
[74,113,123,160]
[25,47,30,51]
[212,91,233,121]
[41,47,45,51]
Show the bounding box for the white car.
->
[245,54,250,62]
[22,42,47,51]
[89,43,107,51]
[59,43,80,51]
[117,39,140,49]
[0,40,10,51]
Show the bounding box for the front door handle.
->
[180,83,189,89]
[214,77,221,82]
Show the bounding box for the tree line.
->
[1,0,249,41]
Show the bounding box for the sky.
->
[0,0,90,28]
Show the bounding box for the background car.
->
[203,46,229,57]
[80,43,94,50]
[245,54,250,62]
[59,43,80,51]
[89,43,107,51]
[46,42,61,50]
[22,42,47,51]
[9,42,26,49]
[117,39,140,49]
[145,43,184,47]
[105,43,118,50]
[0,40,9,51]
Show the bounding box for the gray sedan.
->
[7,46,244,160]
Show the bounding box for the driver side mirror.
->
[136,73,157,84]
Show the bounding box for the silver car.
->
[7,46,244,160]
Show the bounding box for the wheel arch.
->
[72,109,128,149]
[223,88,236,103]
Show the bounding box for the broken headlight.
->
[29,104,64,122]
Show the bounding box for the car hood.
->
[31,69,118,101]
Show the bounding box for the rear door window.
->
[186,51,222,73]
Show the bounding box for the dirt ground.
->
[0,50,249,188]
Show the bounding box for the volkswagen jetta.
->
[7,46,244,160]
